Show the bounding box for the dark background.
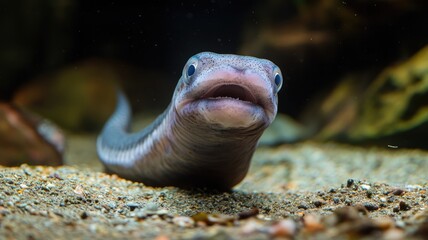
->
[1,0,428,119]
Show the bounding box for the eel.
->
[97,52,283,189]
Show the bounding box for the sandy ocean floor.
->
[0,135,427,239]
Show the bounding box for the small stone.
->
[333,198,340,204]
[392,189,405,196]
[107,201,117,209]
[346,179,354,187]
[4,178,14,184]
[206,214,236,226]
[303,214,324,232]
[0,207,11,216]
[81,211,89,219]
[373,217,394,230]
[363,202,379,211]
[360,184,371,190]
[269,219,297,237]
[144,202,159,212]
[399,201,411,211]
[298,203,309,210]
[23,169,32,176]
[126,202,139,211]
[344,198,352,205]
[313,200,324,208]
[241,219,263,235]
[49,173,63,180]
[172,216,195,228]
[39,210,48,217]
[383,228,405,240]
[73,185,84,195]
[387,196,395,203]
[154,235,170,240]
[17,203,28,208]
[238,208,259,220]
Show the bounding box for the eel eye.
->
[274,72,283,91]
[187,64,196,77]
[183,58,198,85]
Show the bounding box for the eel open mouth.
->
[201,84,258,104]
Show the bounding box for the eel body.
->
[97,52,283,189]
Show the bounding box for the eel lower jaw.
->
[177,84,273,129]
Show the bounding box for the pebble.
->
[144,202,159,212]
[17,203,27,208]
[238,208,259,220]
[126,202,140,211]
[4,178,14,184]
[387,196,395,203]
[344,198,352,205]
[107,201,117,210]
[0,207,11,216]
[303,214,324,232]
[313,200,325,208]
[172,216,195,228]
[22,168,32,176]
[346,179,354,187]
[363,202,379,211]
[268,219,297,237]
[399,201,411,211]
[81,211,89,219]
[73,185,84,195]
[207,214,236,226]
[298,203,309,210]
[372,217,394,230]
[392,189,405,196]
[383,228,405,240]
[241,219,264,235]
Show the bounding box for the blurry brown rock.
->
[13,59,120,132]
[12,59,172,132]
[0,103,64,166]
[347,45,428,142]
[309,45,428,148]
[239,0,428,117]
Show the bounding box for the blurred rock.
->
[13,59,173,132]
[13,60,123,132]
[259,113,308,145]
[0,103,64,166]
[239,0,428,117]
[347,45,428,143]
[323,207,403,239]
[310,45,428,148]
[306,73,372,140]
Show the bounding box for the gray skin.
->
[97,52,283,190]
